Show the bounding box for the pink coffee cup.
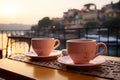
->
[66,39,107,64]
[32,38,60,56]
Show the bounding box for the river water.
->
[0,32,30,57]
[0,32,119,57]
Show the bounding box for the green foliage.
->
[85,21,99,28]
[52,22,64,29]
[31,25,39,31]
[102,17,120,37]
[102,17,120,27]
[38,17,52,29]
[31,17,64,31]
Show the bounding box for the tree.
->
[31,25,39,31]
[38,17,52,29]
[52,20,64,29]
[102,17,120,27]
[102,17,120,37]
[85,21,99,28]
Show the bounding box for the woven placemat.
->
[8,55,120,80]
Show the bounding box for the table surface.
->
[0,56,120,80]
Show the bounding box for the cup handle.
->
[54,39,60,49]
[94,42,107,58]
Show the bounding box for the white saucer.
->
[57,55,106,67]
[26,50,62,60]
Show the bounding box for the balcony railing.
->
[0,27,119,57]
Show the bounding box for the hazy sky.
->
[0,0,119,25]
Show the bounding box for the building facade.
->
[52,1,120,29]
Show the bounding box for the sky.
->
[0,0,119,25]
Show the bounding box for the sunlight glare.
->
[1,6,16,16]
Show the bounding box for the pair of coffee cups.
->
[32,38,107,64]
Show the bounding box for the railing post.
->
[85,28,88,39]
[0,49,2,59]
[116,27,119,57]
[78,28,81,38]
[107,27,109,56]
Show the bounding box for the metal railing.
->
[0,27,119,57]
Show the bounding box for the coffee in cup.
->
[32,38,60,56]
[66,39,107,64]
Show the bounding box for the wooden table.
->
[0,56,120,80]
